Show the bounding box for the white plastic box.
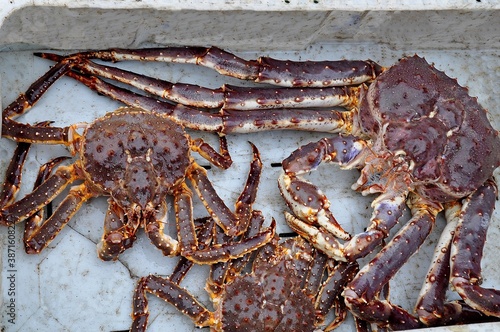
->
[0,1,499,331]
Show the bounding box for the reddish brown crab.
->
[132,210,359,332]
[1,77,275,261]
[277,55,500,329]
[10,47,500,328]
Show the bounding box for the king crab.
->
[131,210,359,332]
[1,59,276,261]
[277,55,500,329]
[2,47,500,329]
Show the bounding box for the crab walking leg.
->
[415,206,458,325]
[0,162,84,226]
[450,179,500,317]
[172,145,274,264]
[0,142,31,207]
[315,261,359,329]
[221,211,266,283]
[169,217,215,284]
[13,52,353,135]
[131,218,216,331]
[0,155,98,254]
[325,298,348,332]
[173,180,275,265]
[187,165,240,236]
[1,122,58,207]
[25,182,95,253]
[131,275,215,332]
[23,155,71,245]
[0,121,69,240]
[205,227,235,300]
[188,142,262,236]
[231,142,262,232]
[39,53,360,111]
[207,211,266,300]
[3,60,75,120]
[42,46,384,87]
[0,140,66,250]
[415,202,490,325]
[343,196,443,330]
[63,70,355,134]
[304,249,329,296]
[2,60,78,144]
[191,135,232,169]
[353,317,373,332]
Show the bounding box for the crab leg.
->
[23,155,71,245]
[40,46,384,87]
[450,179,500,317]
[0,122,70,242]
[24,181,96,254]
[96,199,142,261]
[353,316,371,332]
[343,195,443,330]
[205,224,234,299]
[415,202,491,326]
[231,142,262,231]
[129,218,216,331]
[315,261,359,328]
[325,298,349,332]
[416,203,460,314]
[2,60,77,144]
[6,52,357,136]
[205,228,283,264]
[1,122,59,207]
[207,210,266,300]
[304,249,329,296]
[173,144,274,264]
[63,69,355,134]
[0,147,98,253]
[177,183,275,264]
[189,142,261,236]
[0,142,31,207]
[23,183,94,253]
[0,162,83,226]
[169,216,215,284]
[131,274,215,332]
[345,180,500,330]
[39,52,360,111]
[415,218,457,326]
[190,135,232,170]
[279,135,409,261]
[223,211,266,278]
[185,167,238,236]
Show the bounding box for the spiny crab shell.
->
[82,109,190,210]
[214,236,317,331]
[356,55,500,202]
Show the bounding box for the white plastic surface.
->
[0,2,499,332]
[0,2,499,51]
